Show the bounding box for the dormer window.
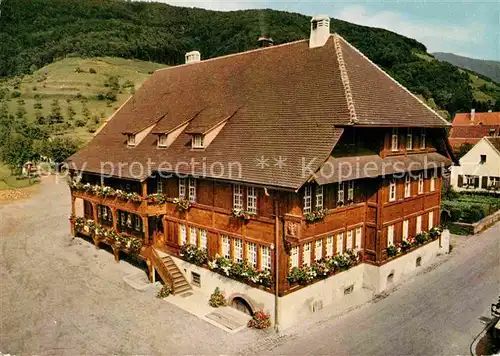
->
[158,134,168,148]
[127,134,136,147]
[192,134,204,149]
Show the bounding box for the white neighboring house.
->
[450,136,500,193]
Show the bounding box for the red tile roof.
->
[485,136,500,153]
[452,111,500,126]
[449,124,500,148]
[68,34,451,189]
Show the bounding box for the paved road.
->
[0,176,265,355]
[243,222,500,355]
[1,176,499,355]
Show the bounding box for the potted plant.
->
[248,310,271,329]
[209,287,227,307]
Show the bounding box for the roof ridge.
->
[335,34,452,127]
[154,39,308,73]
[333,34,358,125]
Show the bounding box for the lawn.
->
[0,164,38,190]
[1,57,166,143]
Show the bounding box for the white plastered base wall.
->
[169,232,449,330]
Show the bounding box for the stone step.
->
[174,284,192,295]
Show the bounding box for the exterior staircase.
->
[148,247,192,295]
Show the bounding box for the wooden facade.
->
[70,127,448,297]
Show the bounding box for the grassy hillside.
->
[0,57,165,141]
[1,0,492,115]
[433,52,500,83]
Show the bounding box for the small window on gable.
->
[158,134,168,148]
[192,134,204,149]
[480,154,487,164]
[127,134,136,147]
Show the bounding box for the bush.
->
[179,244,208,266]
[156,284,172,298]
[11,91,21,98]
[248,310,271,329]
[75,119,86,127]
[74,67,85,73]
[461,205,485,223]
[209,287,227,307]
[89,67,97,74]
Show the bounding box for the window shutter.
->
[457,175,463,187]
[474,177,480,188]
[481,176,488,189]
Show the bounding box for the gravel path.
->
[0,176,265,355]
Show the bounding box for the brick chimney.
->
[309,15,330,49]
[470,108,475,122]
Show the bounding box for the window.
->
[247,242,257,268]
[489,176,500,188]
[404,175,411,198]
[402,220,409,241]
[233,184,243,210]
[346,230,353,250]
[188,178,196,202]
[428,211,434,230]
[179,178,186,198]
[179,225,187,245]
[347,181,354,202]
[336,232,344,254]
[261,246,271,271]
[465,175,475,187]
[420,129,426,149]
[247,187,257,214]
[290,246,299,269]
[234,238,243,262]
[189,226,197,245]
[315,240,323,261]
[315,185,324,209]
[355,227,362,249]
[338,182,344,204]
[126,213,132,227]
[120,211,125,226]
[127,134,136,147]
[418,174,424,194]
[416,216,422,234]
[158,134,168,148]
[222,235,231,259]
[200,229,207,249]
[191,272,201,287]
[303,242,311,266]
[480,154,487,164]
[389,179,396,202]
[157,179,163,193]
[387,225,394,246]
[406,128,413,150]
[430,172,436,192]
[326,236,334,256]
[391,128,398,151]
[303,186,312,213]
[134,216,142,232]
[192,134,204,149]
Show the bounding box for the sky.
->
[151,0,499,60]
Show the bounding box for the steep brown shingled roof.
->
[68,34,451,189]
[485,137,500,153]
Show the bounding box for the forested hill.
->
[432,53,500,83]
[1,0,498,115]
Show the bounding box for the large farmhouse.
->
[68,16,454,328]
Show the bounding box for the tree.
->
[455,142,474,160]
[1,132,34,172]
[15,104,27,119]
[67,105,76,120]
[41,137,81,163]
[49,99,64,124]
